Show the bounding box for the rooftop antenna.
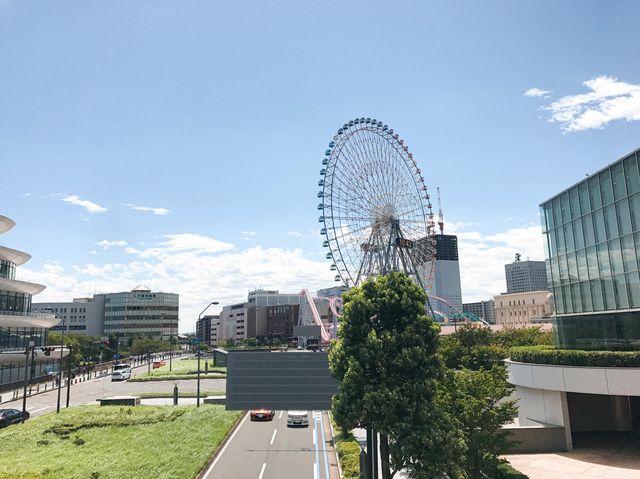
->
[515,252,521,262]
[437,187,444,235]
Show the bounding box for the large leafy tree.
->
[329,272,463,478]
[440,366,518,479]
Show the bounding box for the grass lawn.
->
[0,405,241,479]
[143,360,226,377]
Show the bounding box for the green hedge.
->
[511,345,640,367]
[497,461,529,479]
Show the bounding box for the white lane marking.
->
[313,463,318,479]
[319,412,330,479]
[278,410,283,420]
[29,406,51,413]
[313,429,316,446]
[270,428,278,446]
[203,412,249,476]
[258,462,267,479]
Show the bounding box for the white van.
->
[287,411,309,427]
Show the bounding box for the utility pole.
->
[66,346,73,408]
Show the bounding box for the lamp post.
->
[197,301,219,407]
[45,308,66,414]
[21,340,35,423]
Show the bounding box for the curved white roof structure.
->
[0,216,16,235]
[132,285,151,292]
[0,245,31,266]
[0,276,46,295]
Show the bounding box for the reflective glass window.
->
[604,204,619,239]
[609,239,624,276]
[567,252,579,282]
[621,235,637,272]
[549,229,558,257]
[589,176,602,209]
[578,182,590,214]
[543,232,551,260]
[591,280,604,311]
[569,188,580,219]
[624,154,640,195]
[582,214,596,247]
[556,226,566,255]
[614,274,629,309]
[573,220,584,250]
[630,193,640,232]
[612,162,627,200]
[617,199,633,236]
[561,193,571,224]
[586,246,599,279]
[564,224,575,252]
[550,257,560,287]
[600,169,614,206]
[580,282,593,312]
[602,278,616,310]
[593,209,606,243]
[627,272,640,308]
[558,254,568,283]
[571,283,583,312]
[597,243,611,277]
[554,286,564,314]
[576,249,589,280]
[563,285,573,312]
[552,197,563,227]
[544,203,554,231]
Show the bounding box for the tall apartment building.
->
[196,314,218,346]
[0,215,61,387]
[463,299,496,324]
[505,256,548,293]
[422,234,463,319]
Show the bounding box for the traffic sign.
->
[113,353,120,359]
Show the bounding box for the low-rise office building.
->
[494,290,551,326]
[463,299,496,324]
[32,296,105,336]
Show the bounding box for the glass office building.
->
[540,147,640,348]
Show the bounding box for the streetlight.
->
[45,307,66,413]
[197,301,219,407]
[21,340,35,423]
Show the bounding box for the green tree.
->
[329,272,463,478]
[441,366,517,479]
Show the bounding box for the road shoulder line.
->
[198,411,248,478]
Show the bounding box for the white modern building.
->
[0,215,63,388]
[32,296,105,337]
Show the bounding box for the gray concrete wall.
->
[505,425,568,453]
[225,351,338,411]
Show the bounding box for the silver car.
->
[287,410,309,427]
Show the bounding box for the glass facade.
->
[0,289,32,313]
[541,148,640,348]
[0,260,16,280]
[103,291,179,341]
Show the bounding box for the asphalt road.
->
[1,358,226,418]
[203,410,340,479]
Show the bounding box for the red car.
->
[250,409,275,421]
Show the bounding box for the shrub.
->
[335,439,360,479]
[497,460,529,478]
[510,345,640,367]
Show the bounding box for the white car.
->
[111,369,131,381]
[287,411,309,427]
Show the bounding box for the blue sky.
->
[2,1,640,332]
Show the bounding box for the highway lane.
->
[204,410,339,479]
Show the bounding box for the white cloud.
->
[21,193,31,198]
[60,195,107,213]
[524,87,550,98]
[542,76,640,132]
[241,231,257,236]
[24,236,334,334]
[288,231,303,237]
[97,240,128,249]
[457,224,545,302]
[125,204,171,216]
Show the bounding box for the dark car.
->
[0,409,29,427]
[250,409,275,421]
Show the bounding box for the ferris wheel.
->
[318,117,436,289]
